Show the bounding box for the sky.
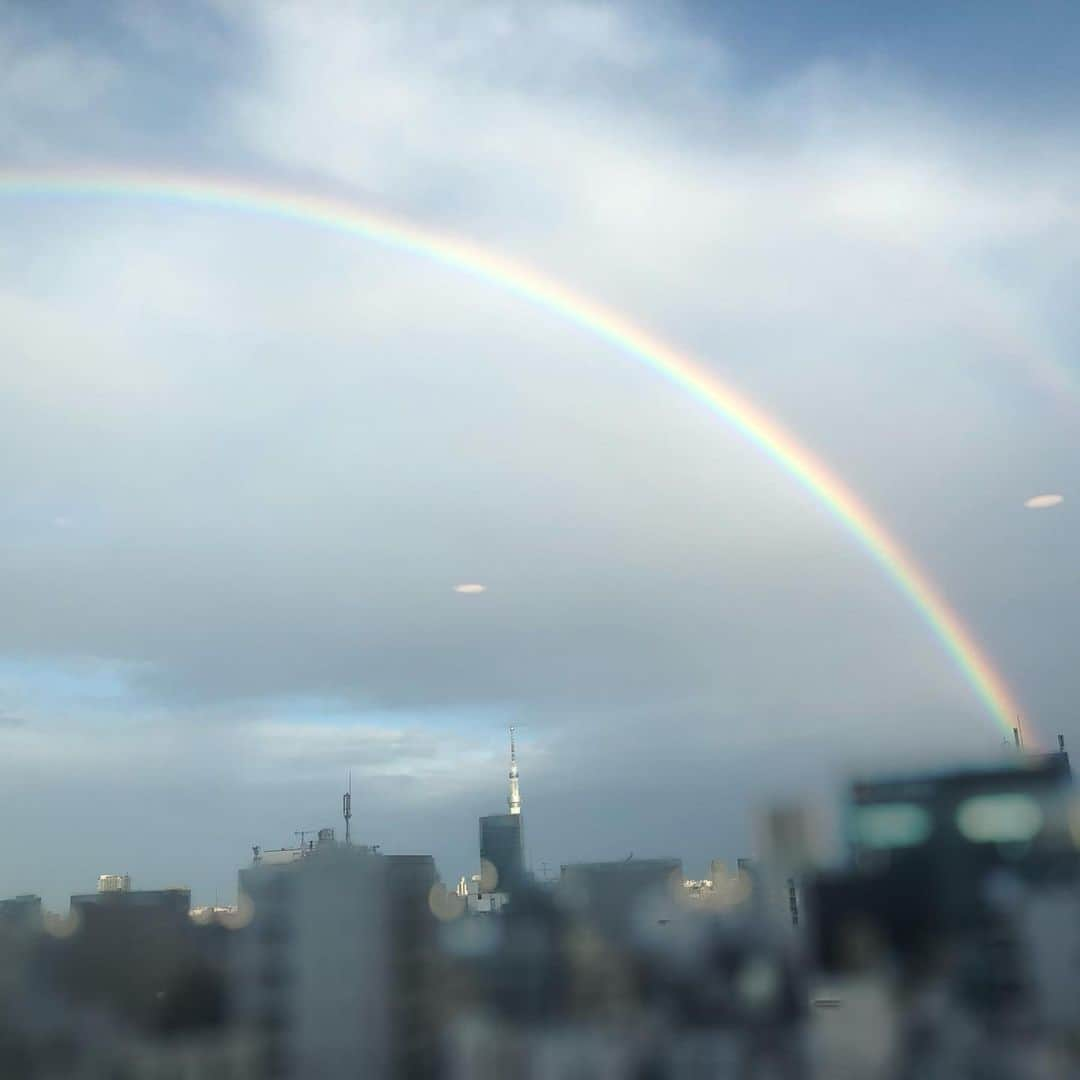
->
[0,0,1077,909]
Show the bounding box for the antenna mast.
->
[343,770,352,846]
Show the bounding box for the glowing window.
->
[853,803,932,849]
[955,794,1044,844]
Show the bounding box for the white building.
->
[233,846,389,1077]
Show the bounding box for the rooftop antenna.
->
[294,828,319,852]
[343,770,353,846]
[1059,734,1066,753]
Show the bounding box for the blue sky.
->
[688,0,1080,112]
[0,0,1076,908]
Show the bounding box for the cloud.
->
[1025,494,1064,509]
[0,0,1077,903]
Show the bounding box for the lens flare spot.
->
[1025,494,1064,509]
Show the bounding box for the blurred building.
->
[235,839,440,1079]
[70,887,191,918]
[558,858,683,943]
[234,845,388,1078]
[0,894,42,934]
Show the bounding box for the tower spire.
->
[508,726,521,815]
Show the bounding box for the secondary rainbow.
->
[0,167,1027,739]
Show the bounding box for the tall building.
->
[478,814,525,897]
[235,845,389,1078]
[473,728,527,905]
[236,838,440,1078]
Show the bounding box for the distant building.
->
[0,894,42,933]
[478,814,525,898]
[70,887,191,918]
[97,873,131,893]
[471,729,527,909]
[558,858,682,942]
[681,858,755,911]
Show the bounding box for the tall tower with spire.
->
[508,726,521,815]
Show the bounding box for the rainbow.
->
[0,167,1028,740]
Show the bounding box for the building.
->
[478,814,525,898]
[98,873,132,893]
[235,844,389,1078]
[70,887,191,918]
[558,858,683,943]
[810,752,1078,974]
[0,894,42,934]
[235,837,441,1078]
[471,728,527,910]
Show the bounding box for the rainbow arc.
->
[0,167,1028,741]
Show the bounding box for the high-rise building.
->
[235,846,389,1078]
[478,814,524,897]
[472,728,527,904]
[235,840,440,1078]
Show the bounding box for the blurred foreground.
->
[0,745,1076,1078]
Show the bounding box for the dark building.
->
[558,858,683,943]
[69,888,191,918]
[478,814,525,895]
[0,894,42,934]
[810,752,1077,974]
[384,855,439,1079]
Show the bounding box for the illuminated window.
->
[852,803,932,849]
[955,794,1044,844]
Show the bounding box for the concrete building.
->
[235,839,441,1078]
[235,845,389,1078]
